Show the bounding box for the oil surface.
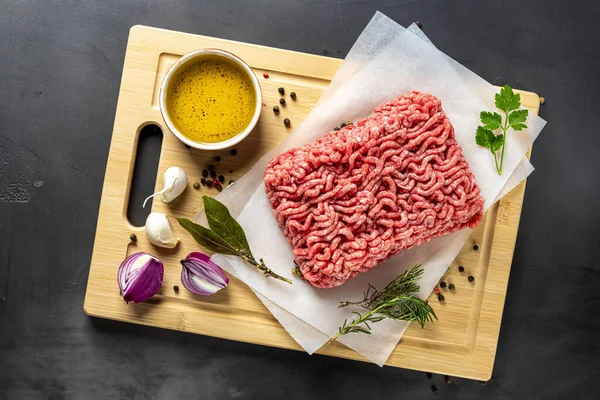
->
[166,56,256,143]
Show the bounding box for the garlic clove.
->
[143,166,188,208]
[161,166,187,203]
[145,212,179,248]
[180,252,229,295]
[118,252,164,303]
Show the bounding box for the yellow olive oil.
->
[166,56,256,143]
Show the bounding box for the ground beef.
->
[264,92,484,288]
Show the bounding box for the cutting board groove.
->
[84,25,540,380]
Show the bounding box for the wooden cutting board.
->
[84,25,540,380]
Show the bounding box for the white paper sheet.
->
[198,12,546,365]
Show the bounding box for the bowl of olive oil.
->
[159,49,262,150]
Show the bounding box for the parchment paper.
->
[198,12,546,365]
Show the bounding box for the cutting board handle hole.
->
[127,123,164,227]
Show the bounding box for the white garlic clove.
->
[145,212,179,248]
[143,166,188,208]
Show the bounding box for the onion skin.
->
[180,252,229,296]
[118,252,164,303]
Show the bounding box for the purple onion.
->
[180,252,229,295]
[118,252,164,303]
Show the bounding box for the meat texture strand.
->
[264,92,484,288]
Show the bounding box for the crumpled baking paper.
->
[197,12,546,366]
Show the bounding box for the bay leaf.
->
[176,218,238,256]
[202,196,252,255]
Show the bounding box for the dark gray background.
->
[1,0,598,399]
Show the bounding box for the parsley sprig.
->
[476,85,528,175]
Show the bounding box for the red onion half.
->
[117,252,164,303]
[180,252,229,295]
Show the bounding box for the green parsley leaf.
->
[495,85,521,113]
[508,109,529,131]
[480,111,502,131]
[476,126,504,153]
[490,133,505,153]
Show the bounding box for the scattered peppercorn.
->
[473,245,479,251]
[426,372,433,379]
[458,265,464,273]
[440,281,447,289]
[479,380,487,386]
[278,87,285,95]
[415,20,422,28]
[193,182,200,189]
[230,149,238,156]
[228,180,235,186]
[468,276,475,283]
[333,127,340,131]
[434,287,440,294]
[284,118,291,127]
[173,285,179,292]
[184,144,191,149]
[540,96,546,104]
[263,72,269,78]
[431,385,438,394]
[207,164,215,172]
[279,98,286,106]
[212,179,219,186]
[216,184,223,191]
[210,170,217,179]
[200,178,207,185]
[438,294,445,302]
[218,175,225,182]
[215,156,221,162]
[290,91,296,100]
[340,122,347,128]
[273,105,280,114]
[444,375,452,384]
[129,233,137,242]
[448,284,455,291]
[206,180,213,188]
[202,170,209,178]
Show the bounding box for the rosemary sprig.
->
[330,264,437,343]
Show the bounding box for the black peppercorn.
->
[458,265,464,273]
[216,184,223,191]
[279,98,286,106]
[431,385,438,394]
[215,156,221,162]
[273,105,280,114]
[200,178,207,185]
[278,87,285,95]
[193,182,200,189]
[202,170,208,178]
[207,164,215,172]
[290,92,296,100]
[218,175,225,182]
[444,375,452,384]
[230,149,238,156]
[173,285,179,292]
[340,122,347,128]
[415,20,422,28]
[210,170,217,179]
[468,276,475,283]
[426,372,433,379]
[438,294,445,302]
[206,180,213,188]
[129,233,137,242]
[333,127,340,131]
[473,245,479,251]
[284,118,291,127]
[448,284,455,291]
[440,281,447,289]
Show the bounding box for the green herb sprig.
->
[476,85,528,175]
[178,196,292,284]
[329,265,437,343]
